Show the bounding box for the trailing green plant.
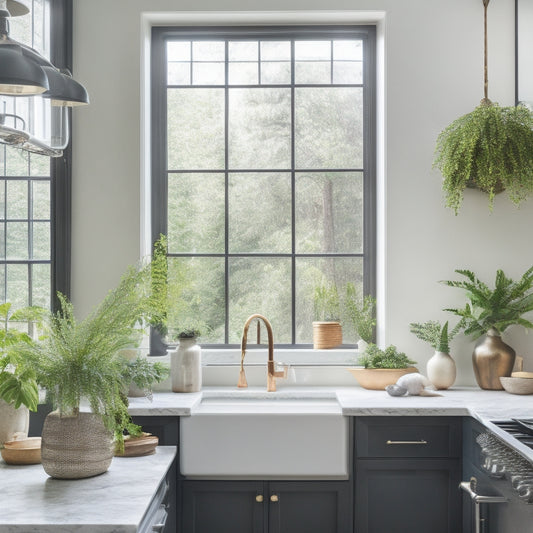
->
[409,320,460,354]
[120,356,169,391]
[313,282,341,322]
[344,283,376,343]
[0,303,45,411]
[146,234,169,336]
[434,102,533,213]
[442,267,533,338]
[433,0,533,214]
[358,344,416,369]
[9,263,158,449]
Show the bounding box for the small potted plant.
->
[170,327,203,393]
[312,282,342,349]
[410,321,459,390]
[442,267,533,390]
[344,282,376,351]
[120,354,169,398]
[0,303,43,445]
[348,344,417,390]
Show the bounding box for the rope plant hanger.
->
[433,0,533,214]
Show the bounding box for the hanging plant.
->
[433,0,533,214]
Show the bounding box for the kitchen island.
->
[0,446,176,532]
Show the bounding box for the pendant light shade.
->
[42,67,89,106]
[0,43,49,94]
[0,0,89,157]
[5,0,28,16]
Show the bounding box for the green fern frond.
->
[434,102,533,214]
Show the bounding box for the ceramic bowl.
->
[347,367,418,390]
[1,436,42,465]
[500,376,533,395]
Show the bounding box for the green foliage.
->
[433,102,533,214]
[120,356,169,391]
[358,344,416,369]
[442,267,533,338]
[313,282,341,322]
[0,302,43,410]
[409,320,460,354]
[344,283,376,343]
[147,234,169,335]
[9,263,157,447]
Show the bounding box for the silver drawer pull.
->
[386,439,428,445]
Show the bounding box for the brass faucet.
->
[237,314,287,392]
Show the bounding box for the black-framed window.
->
[0,0,72,321]
[151,25,375,346]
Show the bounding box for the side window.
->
[0,0,71,322]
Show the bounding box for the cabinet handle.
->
[270,494,279,502]
[256,495,264,503]
[386,439,428,445]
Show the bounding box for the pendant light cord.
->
[482,0,490,104]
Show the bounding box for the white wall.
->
[72,0,532,386]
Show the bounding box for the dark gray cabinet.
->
[181,479,353,533]
[132,416,179,533]
[355,417,462,533]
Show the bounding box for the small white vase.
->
[426,351,456,390]
[0,399,29,445]
[171,338,202,393]
[357,339,369,352]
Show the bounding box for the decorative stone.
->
[385,384,408,397]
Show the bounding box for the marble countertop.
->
[128,386,533,462]
[0,446,176,532]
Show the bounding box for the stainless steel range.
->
[462,418,533,533]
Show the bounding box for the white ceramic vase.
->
[171,338,202,393]
[426,351,456,390]
[0,399,29,445]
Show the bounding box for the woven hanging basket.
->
[312,321,342,349]
[41,411,114,479]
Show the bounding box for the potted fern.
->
[433,0,533,214]
[442,267,533,389]
[348,344,417,390]
[344,282,376,351]
[410,321,459,390]
[11,260,164,479]
[312,282,342,349]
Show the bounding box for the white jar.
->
[426,351,456,390]
[171,338,202,393]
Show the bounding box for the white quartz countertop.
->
[0,446,176,533]
[128,386,533,462]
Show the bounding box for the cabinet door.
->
[131,416,179,445]
[182,480,265,533]
[268,481,352,533]
[356,458,461,533]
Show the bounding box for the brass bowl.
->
[347,367,418,390]
[499,377,533,395]
[1,437,42,465]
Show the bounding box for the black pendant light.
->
[0,0,89,156]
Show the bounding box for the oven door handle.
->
[460,479,507,533]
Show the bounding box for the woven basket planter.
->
[41,411,114,479]
[312,321,342,349]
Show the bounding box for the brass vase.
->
[472,329,515,390]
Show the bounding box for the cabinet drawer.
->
[355,417,462,458]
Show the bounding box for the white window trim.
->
[139,10,386,363]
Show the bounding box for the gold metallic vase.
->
[472,329,515,390]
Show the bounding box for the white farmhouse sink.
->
[180,393,349,479]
